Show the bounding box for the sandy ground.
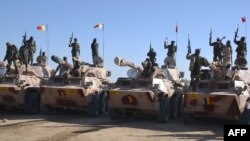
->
[0,110,223,141]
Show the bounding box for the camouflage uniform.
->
[141,58,153,78]
[19,43,29,72]
[26,36,36,65]
[69,38,80,64]
[147,47,157,66]
[70,57,81,77]
[164,41,177,66]
[4,42,19,74]
[234,36,247,59]
[209,38,223,62]
[91,38,99,66]
[186,49,210,91]
[222,40,232,67]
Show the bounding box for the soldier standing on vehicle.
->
[141,58,153,78]
[19,42,29,72]
[91,38,99,66]
[147,46,157,66]
[4,42,19,74]
[70,57,81,77]
[26,36,36,65]
[209,37,223,62]
[234,36,247,59]
[222,40,232,67]
[186,49,210,91]
[164,40,177,66]
[69,37,80,65]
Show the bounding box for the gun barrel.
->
[51,55,63,64]
[114,57,141,70]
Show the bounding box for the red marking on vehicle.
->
[122,95,137,105]
[58,90,65,97]
[78,89,85,97]
[190,99,197,106]
[8,87,19,94]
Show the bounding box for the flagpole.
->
[102,24,105,66]
[46,24,50,64]
[175,21,178,66]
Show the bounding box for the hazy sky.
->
[0,0,249,81]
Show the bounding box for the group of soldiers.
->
[53,36,101,76]
[187,30,247,91]
[3,35,46,74]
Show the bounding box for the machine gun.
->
[22,31,27,45]
[187,34,191,54]
[209,28,212,42]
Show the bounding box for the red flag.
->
[176,24,178,33]
[242,16,246,23]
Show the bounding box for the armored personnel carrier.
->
[108,57,183,123]
[40,55,111,117]
[183,63,250,124]
[0,61,52,114]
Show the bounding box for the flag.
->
[241,16,246,23]
[37,25,46,31]
[94,23,103,29]
[176,24,178,33]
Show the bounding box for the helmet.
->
[74,38,77,42]
[63,56,67,61]
[6,42,11,46]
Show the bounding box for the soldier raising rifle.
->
[164,38,177,67]
[234,27,247,59]
[69,33,80,65]
[209,29,224,62]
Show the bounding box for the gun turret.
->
[114,57,142,71]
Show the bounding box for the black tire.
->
[88,94,100,117]
[99,92,107,114]
[178,94,184,117]
[239,102,250,125]
[157,96,170,123]
[170,96,179,119]
[24,91,39,114]
[182,111,194,124]
[41,104,53,115]
[109,108,122,120]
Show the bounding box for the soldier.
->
[26,36,36,65]
[141,58,153,78]
[164,40,177,66]
[69,38,80,65]
[234,36,247,59]
[91,38,99,66]
[19,42,29,72]
[222,40,232,67]
[147,47,157,66]
[70,57,81,77]
[54,56,71,76]
[186,49,210,91]
[209,37,223,62]
[3,42,19,74]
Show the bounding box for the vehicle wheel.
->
[88,94,100,117]
[182,111,194,124]
[178,94,184,117]
[157,96,170,123]
[41,104,53,115]
[109,108,122,120]
[99,91,107,114]
[239,101,250,125]
[24,91,39,114]
[170,96,179,119]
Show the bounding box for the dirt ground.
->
[0,110,224,141]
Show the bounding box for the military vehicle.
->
[108,57,184,123]
[40,55,111,117]
[0,61,52,114]
[183,63,250,124]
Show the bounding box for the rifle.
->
[235,25,239,38]
[39,49,42,56]
[69,32,74,44]
[187,34,191,54]
[22,31,27,45]
[164,36,168,49]
[209,28,212,41]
